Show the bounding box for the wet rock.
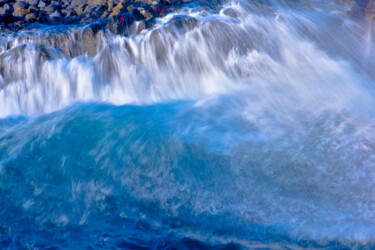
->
[107,13,135,35]
[130,8,144,21]
[0,43,63,84]
[167,15,198,30]
[222,8,238,18]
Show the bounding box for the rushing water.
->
[1,0,375,248]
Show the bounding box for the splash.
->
[0,0,375,248]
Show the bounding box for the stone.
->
[43,4,55,13]
[38,0,46,8]
[0,7,7,15]
[108,2,126,18]
[13,1,28,9]
[13,7,30,17]
[25,12,37,21]
[26,0,39,6]
[70,0,87,6]
[88,0,105,6]
[28,5,39,12]
[130,8,144,21]
[62,8,75,17]
[49,10,61,20]
[74,4,87,15]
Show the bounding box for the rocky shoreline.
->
[0,0,374,35]
[0,0,195,33]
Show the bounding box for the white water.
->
[1,0,375,246]
[0,0,373,117]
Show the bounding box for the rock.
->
[167,15,198,30]
[13,1,28,9]
[74,3,87,15]
[62,8,75,17]
[130,8,144,21]
[49,10,61,20]
[0,5,10,15]
[222,8,238,18]
[100,10,108,18]
[13,7,30,17]
[70,0,87,6]
[28,5,39,12]
[25,12,37,21]
[43,4,55,13]
[138,7,153,19]
[38,0,46,8]
[26,0,39,6]
[88,0,106,7]
[108,2,126,18]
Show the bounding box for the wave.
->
[1,0,375,248]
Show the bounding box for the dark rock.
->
[130,8,144,21]
[107,13,135,35]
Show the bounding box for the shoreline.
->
[0,0,197,34]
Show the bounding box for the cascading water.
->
[1,0,375,248]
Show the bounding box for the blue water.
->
[1,0,375,248]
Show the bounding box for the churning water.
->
[1,0,375,248]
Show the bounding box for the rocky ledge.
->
[0,0,193,33]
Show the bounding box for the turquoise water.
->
[1,0,375,248]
